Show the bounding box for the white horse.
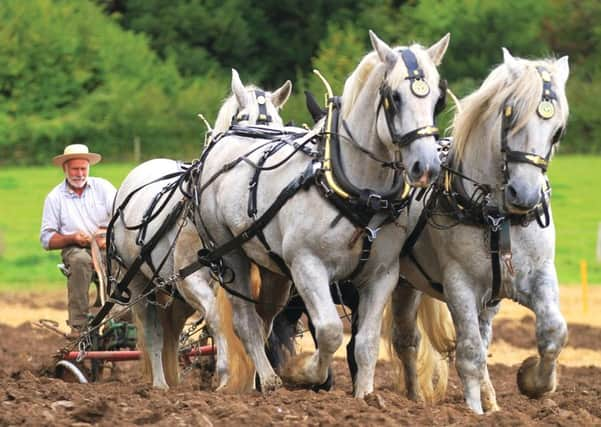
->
[109,69,292,391]
[386,48,570,413]
[194,30,450,397]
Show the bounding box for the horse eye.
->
[552,127,563,144]
[391,91,402,106]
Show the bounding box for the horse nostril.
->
[411,161,423,179]
[506,184,517,201]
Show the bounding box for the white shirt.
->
[40,177,117,250]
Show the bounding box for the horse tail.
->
[132,303,151,381]
[216,284,255,392]
[382,295,455,404]
[415,294,455,403]
[160,297,193,387]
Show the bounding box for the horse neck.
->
[339,82,397,190]
[453,114,503,194]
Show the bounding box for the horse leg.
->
[175,259,237,391]
[515,271,567,398]
[281,256,343,386]
[267,293,304,374]
[254,268,292,391]
[133,295,169,389]
[389,280,423,401]
[337,283,359,386]
[225,252,282,392]
[352,268,399,398]
[478,304,501,412]
[445,272,486,414]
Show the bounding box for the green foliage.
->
[393,0,549,83]
[0,0,202,164]
[543,0,601,153]
[2,0,601,161]
[310,23,368,96]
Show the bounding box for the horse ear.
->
[554,56,570,87]
[231,68,250,108]
[426,33,450,66]
[369,30,397,67]
[502,47,522,78]
[271,80,292,108]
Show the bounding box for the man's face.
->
[63,158,90,189]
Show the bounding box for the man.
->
[40,144,116,336]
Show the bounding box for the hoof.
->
[152,382,169,391]
[406,389,424,403]
[483,400,500,413]
[257,374,283,393]
[281,353,327,386]
[311,367,334,392]
[517,355,556,398]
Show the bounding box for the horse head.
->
[498,49,569,213]
[213,69,292,134]
[369,31,450,187]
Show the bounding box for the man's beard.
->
[67,176,87,189]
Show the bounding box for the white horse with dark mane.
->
[384,48,570,413]
[191,30,450,397]
[107,69,292,391]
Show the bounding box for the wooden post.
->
[580,259,589,314]
[133,136,141,163]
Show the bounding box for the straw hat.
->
[52,144,102,166]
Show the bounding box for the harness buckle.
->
[365,226,380,242]
[366,194,388,210]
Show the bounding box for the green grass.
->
[0,155,599,292]
[548,155,601,284]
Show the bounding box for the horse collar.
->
[318,96,411,226]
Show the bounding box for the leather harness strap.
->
[179,161,316,282]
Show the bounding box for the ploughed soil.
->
[1,290,601,426]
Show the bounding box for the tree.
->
[0,0,210,163]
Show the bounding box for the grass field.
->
[0,155,599,291]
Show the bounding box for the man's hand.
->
[48,231,92,250]
[72,231,92,248]
[94,228,107,250]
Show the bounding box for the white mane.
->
[452,58,569,163]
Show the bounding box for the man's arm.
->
[47,231,91,250]
[40,189,92,250]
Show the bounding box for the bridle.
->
[232,89,273,125]
[377,48,446,148]
[500,66,564,193]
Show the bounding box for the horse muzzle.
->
[504,180,542,213]
[406,159,441,188]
